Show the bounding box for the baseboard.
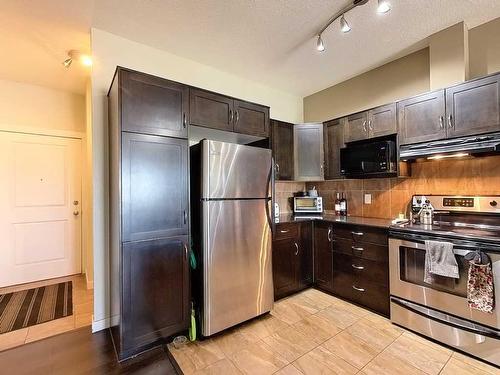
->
[92,317,110,332]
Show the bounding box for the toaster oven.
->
[294,196,323,213]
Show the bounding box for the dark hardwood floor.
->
[0,327,179,375]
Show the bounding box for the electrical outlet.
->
[364,194,372,204]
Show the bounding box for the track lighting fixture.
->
[316,35,325,52]
[62,50,92,68]
[340,14,351,33]
[314,0,391,52]
[377,0,391,14]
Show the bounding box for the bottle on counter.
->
[334,192,341,216]
[340,193,348,216]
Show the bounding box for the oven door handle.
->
[393,239,471,257]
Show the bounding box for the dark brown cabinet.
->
[345,112,368,142]
[122,236,189,352]
[294,123,324,181]
[120,69,188,139]
[108,67,190,360]
[397,90,446,145]
[313,221,333,293]
[271,120,294,180]
[189,89,270,137]
[323,118,345,180]
[272,222,313,300]
[368,103,397,138]
[445,74,500,138]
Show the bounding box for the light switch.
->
[364,194,372,204]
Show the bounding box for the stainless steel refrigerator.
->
[191,139,274,336]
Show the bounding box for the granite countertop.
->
[277,213,392,229]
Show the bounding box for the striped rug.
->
[0,281,72,334]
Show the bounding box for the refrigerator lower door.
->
[202,199,273,336]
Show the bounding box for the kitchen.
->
[1,1,500,374]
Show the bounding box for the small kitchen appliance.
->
[293,196,323,214]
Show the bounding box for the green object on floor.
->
[189,303,196,341]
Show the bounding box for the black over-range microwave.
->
[340,140,397,178]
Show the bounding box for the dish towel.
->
[424,240,459,284]
[465,251,495,314]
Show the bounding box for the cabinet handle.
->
[439,116,444,130]
[327,227,333,242]
[276,163,280,174]
[294,242,299,256]
[351,231,364,236]
[352,246,364,252]
[229,109,233,123]
[352,285,365,292]
[235,110,240,125]
[362,120,367,132]
[184,243,188,260]
[447,114,453,129]
[368,120,373,131]
[280,229,289,233]
[184,210,187,225]
[352,264,364,270]
[183,113,187,128]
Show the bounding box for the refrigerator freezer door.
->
[202,199,273,336]
[202,140,272,199]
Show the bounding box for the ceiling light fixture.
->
[314,0,391,52]
[62,50,92,68]
[340,14,351,33]
[316,35,325,52]
[377,0,391,14]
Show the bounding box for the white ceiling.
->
[2,0,500,96]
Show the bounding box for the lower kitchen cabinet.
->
[313,221,334,293]
[272,222,313,300]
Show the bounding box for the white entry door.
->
[0,132,82,287]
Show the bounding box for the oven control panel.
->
[443,197,474,207]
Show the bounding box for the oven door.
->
[389,234,500,330]
[294,197,321,213]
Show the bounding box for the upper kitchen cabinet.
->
[345,111,369,142]
[190,89,270,137]
[233,100,270,137]
[445,74,500,138]
[294,123,324,181]
[368,103,397,138]
[271,119,294,180]
[397,90,446,145]
[323,117,345,180]
[120,69,189,139]
[189,88,234,132]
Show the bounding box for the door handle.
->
[352,285,365,292]
[352,264,364,270]
[368,120,373,131]
[439,116,444,130]
[447,114,453,129]
[183,243,188,260]
[73,210,80,216]
[183,210,187,225]
[235,110,239,125]
[276,163,280,174]
[327,227,332,242]
[294,242,299,256]
[229,109,233,123]
[183,113,187,128]
[362,120,367,132]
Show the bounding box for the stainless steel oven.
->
[389,231,500,366]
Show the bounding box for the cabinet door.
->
[122,133,188,242]
[120,70,188,138]
[369,103,397,138]
[398,90,446,145]
[122,236,189,350]
[297,222,313,288]
[234,100,270,137]
[272,238,298,299]
[314,221,333,292]
[446,74,500,138]
[323,118,345,180]
[345,112,368,142]
[271,120,294,180]
[189,88,234,131]
[294,123,324,181]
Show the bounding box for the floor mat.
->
[0,281,72,334]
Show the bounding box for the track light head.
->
[340,14,351,33]
[316,35,325,52]
[62,50,92,68]
[377,0,391,13]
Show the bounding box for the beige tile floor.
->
[0,274,93,352]
[168,289,500,375]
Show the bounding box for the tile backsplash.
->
[276,155,500,219]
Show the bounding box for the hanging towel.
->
[466,252,495,314]
[424,240,459,284]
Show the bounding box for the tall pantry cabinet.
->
[108,67,190,360]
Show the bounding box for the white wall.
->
[90,28,303,331]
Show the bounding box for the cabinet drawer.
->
[333,224,388,246]
[350,279,390,316]
[274,222,300,240]
[334,239,388,262]
[333,253,388,286]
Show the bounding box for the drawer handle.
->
[352,285,365,292]
[280,230,289,233]
[351,231,364,236]
[352,246,364,252]
[327,227,333,242]
[294,242,299,256]
[352,264,364,270]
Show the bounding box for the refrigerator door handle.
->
[264,158,275,230]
